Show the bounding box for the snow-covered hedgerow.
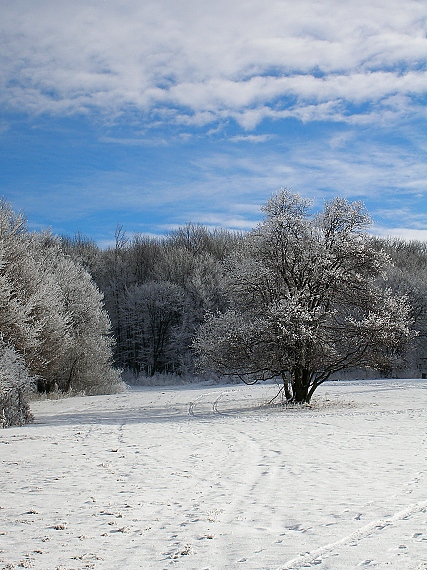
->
[0,342,34,428]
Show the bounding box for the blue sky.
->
[1,0,426,246]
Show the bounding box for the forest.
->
[1,192,426,424]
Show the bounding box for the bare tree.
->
[376,237,427,376]
[121,281,186,376]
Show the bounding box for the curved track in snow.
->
[0,379,426,569]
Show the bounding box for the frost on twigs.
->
[0,198,124,405]
[195,189,415,404]
[0,342,34,428]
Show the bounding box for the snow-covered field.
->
[1,379,426,570]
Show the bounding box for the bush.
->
[0,342,34,428]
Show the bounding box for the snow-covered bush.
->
[0,342,34,427]
[122,370,208,387]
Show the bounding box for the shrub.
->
[0,342,34,427]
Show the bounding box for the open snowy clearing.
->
[1,379,426,570]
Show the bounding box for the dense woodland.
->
[60,200,427,385]
[1,195,426,423]
[0,200,123,426]
[60,224,237,378]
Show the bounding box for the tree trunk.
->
[281,373,293,401]
[291,367,311,403]
[36,377,55,393]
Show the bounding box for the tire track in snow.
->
[189,389,255,417]
[279,499,427,569]
[188,389,298,565]
[212,391,233,415]
[188,393,210,416]
[185,388,272,568]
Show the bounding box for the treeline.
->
[2,198,426,426]
[60,225,241,378]
[0,201,123,427]
[378,237,427,374]
[61,223,427,381]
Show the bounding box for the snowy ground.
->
[1,379,426,570]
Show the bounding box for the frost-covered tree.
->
[121,281,187,375]
[0,204,69,389]
[49,251,123,394]
[0,200,123,398]
[195,189,414,403]
[167,223,238,260]
[92,226,238,375]
[376,238,427,376]
[24,232,123,394]
[0,341,34,427]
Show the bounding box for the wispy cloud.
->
[1,0,426,243]
[229,134,276,144]
[372,227,427,241]
[1,0,426,130]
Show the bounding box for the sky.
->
[1,0,426,246]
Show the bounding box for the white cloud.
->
[2,0,425,243]
[168,214,255,231]
[372,227,427,241]
[8,123,425,242]
[1,0,426,128]
[230,134,276,143]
